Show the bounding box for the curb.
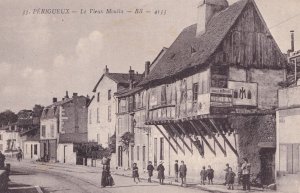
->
[34,186,44,193]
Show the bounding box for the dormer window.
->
[191,46,197,55]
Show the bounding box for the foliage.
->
[32,105,44,118]
[108,133,116,153]
[119,132,134,152]
[0,110,18,126]
[75,142,113,159]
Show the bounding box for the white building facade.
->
[276,85,300,191]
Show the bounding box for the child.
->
[206,165,214,185]
[226,167,236,190]
[200,166,207,185]
[147,161,154,182]
[132,163,141,183]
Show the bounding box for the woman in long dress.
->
[101,157,114,187]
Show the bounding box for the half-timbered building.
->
[132,0,286,184]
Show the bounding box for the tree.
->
[120,131,134,168]
[108,133,116,153]
[0,110,18,126]
[119,132,134,152]
[75,142,113,160]
[32,105,44,118]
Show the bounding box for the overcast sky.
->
[0,0,300,112]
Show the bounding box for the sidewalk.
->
[112,168,278,193]
[8,182,43,193]
[6,158,281,193]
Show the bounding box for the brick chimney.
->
[196,0,229,37]
[52,97,57,103]
[291,30,295,53]
[129,66,135,81]
[129,66,135,89]
[73,93,78,98]
[65,91,69,98]
[145,61,150,77]
[103,65,109,74]
[288,30,295,57]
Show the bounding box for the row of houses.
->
[0,0,299,188]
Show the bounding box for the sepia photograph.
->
[0,0,300,192]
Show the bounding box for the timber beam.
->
[209,119,239,158]
[197,120,227,157]
[169,123,193,154]
[177,122,204,157]
[161,124,185,155]
[155,125,178,154]
[189,121,216,156]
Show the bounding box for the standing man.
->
[241,158,251,191]
[0,151,5,169]
[147,161,154,182]
[179,160,187,187]
[157,161,165,185]
[174,160,179,182]
[17,147,23,162]
[224,163,230,185]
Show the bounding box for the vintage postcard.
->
[0,0,299,192]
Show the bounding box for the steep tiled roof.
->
[139,0,249,85]
[115,87,144,98]
[107,73,143,84]
[59,133,88,144]
[22,128,40,141]
[92,73,144,92]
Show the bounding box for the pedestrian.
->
[147,161,154,182]
[101,157,114,188]
[0,151,5,169]
[17,147,23,162]
[238,163,242,185]
[224,163,230,185]
[157,161,165,185]
[174,160,179,182]
[226,167,236,190]
[200,166,207,185]
[132,163,141,183]
[241,158,251,191]
[206,165,214,185]
[179,160,187,187]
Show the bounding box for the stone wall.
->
[230,114,276,177]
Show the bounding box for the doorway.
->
[142,146,146,169]
[64,145,66,163]
[287,144,300,174]
[118,146,123,167]
[30,144,33,159]
[260,148,275,185]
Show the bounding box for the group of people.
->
[102,156,252,191]
[199,165,215,185]
[144,157,251,191]
[223,158,251,191]
[136,160,187,186]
